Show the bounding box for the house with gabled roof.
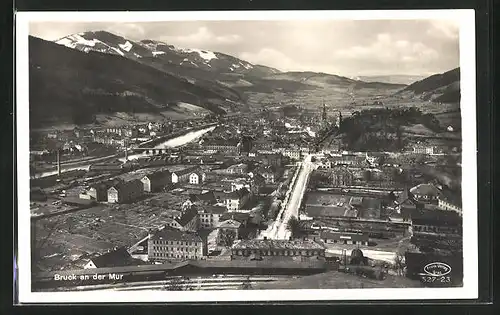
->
[164,206,200,233]
[224,187,250,211]
[141,169,171,192]
[172,166,199,183]
[198,205,227,229]
[107,179,143,204]
[84,247,138,269]
[189,170,206,185]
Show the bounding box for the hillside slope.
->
[396,68,460,103]
[356,75,427,85]
[54,31,407,110]
[29,36,240,129]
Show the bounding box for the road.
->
[260,154,315,240]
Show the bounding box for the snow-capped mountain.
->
[55,31,153,59]
[30,35,243,129]
[54,31,280,76]
[138,39,279,76]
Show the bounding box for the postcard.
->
[16,9,477,303]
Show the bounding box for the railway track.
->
[43,275,296,292]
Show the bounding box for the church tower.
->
[321,103,327,123]
[335,111,342,129]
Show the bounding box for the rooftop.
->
[220,211,251,223]
[306,205,356,218]
[410,183,441,196]
[233,239,325,250]
[151,226,202,242]
[319,230,369,241]
[90,247,133,268]
[200,205,227,215]
[173,166,199,176]
[217,219,242,229]
[225,187,250,199]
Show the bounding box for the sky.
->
[29,19,460,77]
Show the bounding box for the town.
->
[30,104,463,291]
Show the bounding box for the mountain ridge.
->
[396,67,460,103]
[29,35,242,129]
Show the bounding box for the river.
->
[37,126,216,178]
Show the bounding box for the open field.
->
[32,192,187,271]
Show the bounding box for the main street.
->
[260,154,316,240]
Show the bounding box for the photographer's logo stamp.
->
[423,262,452,277]
[419,262,452,284]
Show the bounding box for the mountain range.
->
[29,30,460,129]
[354,75,428,85]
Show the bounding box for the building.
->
[92,133,126,148]
[255,166,281,184]
[231,239,325,260]
[437,198,462,216]
[411,210,462,236]
[282,148,301,160]
[224,188,250,211]
[87,185,108,201]
[87,181,118,202]
[89,159,124,173]
[147,227,205,262]
[107,179,144,204]
[217,219,243,240]
[141,170,171,192]
[172,166,199,184]
[202,139,240,154]
[319,231,369,246]
[304,193,357,219]
[331,153,365,167]
[410,209,462,252]
[165,206,200,232]
[189,171,205,185]
[329,166,354,186]
[219,212,250,227]
[84,247,137,269]
[230,178,255,195]
[259,153,283,167]
[198,205,227,229]
[226,163,248,175]
[410,183,441,203]
[413,145,435,155]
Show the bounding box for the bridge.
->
[129,147,177,156]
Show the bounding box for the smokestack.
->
[56,149,61,177]
[124,139,128,161]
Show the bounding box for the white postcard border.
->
[16,9,478,303]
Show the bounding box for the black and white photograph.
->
[16,10,478,302]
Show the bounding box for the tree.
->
[218,229,237,247]
[240,276,252,290]
[393,251,406,276]
[164,277,185,291]
[286,216,300,238]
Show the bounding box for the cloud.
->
[427,20,459,39]
[105,23,146,39]
[239,48,303,71]
[334,33,439,65]
[160,26,241,47]
[29,19,459,77]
